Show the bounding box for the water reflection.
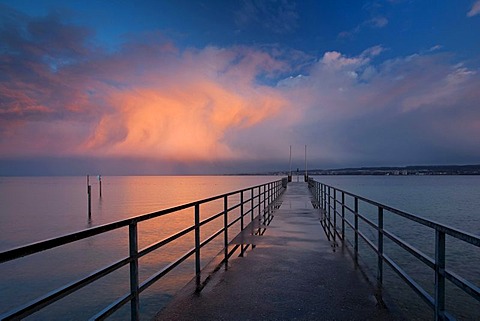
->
[0,176,276,320]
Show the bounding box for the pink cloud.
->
[0,17,289,161]
[1,9,479,169]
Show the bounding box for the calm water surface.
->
[312,175,480,320]
[0,176,278,320]
[1,175,479,320]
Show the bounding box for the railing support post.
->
[319,184,322,209]
[435,229,446,321]
[223,195,228,270]
[320,184,323,212]
[317,182,320,204]
[240,191,245,257]
[258,186,262,224]
[129,222,139,321]
[194,203,201,291]
[333,189,337,243]
[354,197,359,261]
[263,184,266,222]
[328,186,331,237]
[377,207,384,286]
[250,188,254,224]
[341,192,345,241]
[268,183,271,211]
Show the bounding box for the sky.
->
[1,0,480,175]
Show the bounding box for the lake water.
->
[311,175,480,320]
[1,175,479,320]
[0,176,279,320]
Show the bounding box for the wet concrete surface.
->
[154,182,399,321]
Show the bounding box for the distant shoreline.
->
[245,164,480,176]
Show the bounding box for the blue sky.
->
[1,0,480,175]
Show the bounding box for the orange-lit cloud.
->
[84,81,286,161]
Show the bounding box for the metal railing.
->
[0,178,287,320]
[308,179,479,321]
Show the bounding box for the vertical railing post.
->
[250,187,254,223]
[258,186,262,224]
[328,186,331,237]
[224,195,228,270]
[319,183,322,208]
[240,191,245,257]
[267,183,270,218]
[269,183,271,208]
[265,183,268,221]
[321,184,324,214]
[341,192,345,241]
[262,184,266,222]
[435,229,446,320]
[333,189,337,243]
[129,222,139,321]
[354,197,359,261]
[377,207,384,286]
[194,203,201,291]
[320,184,323,210]
[317,182,320,204]
[323,184,327,218]
[240,190,244,231]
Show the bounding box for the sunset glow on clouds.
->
[1,1,479,174]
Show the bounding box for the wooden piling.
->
[87,175,91,218]
[98,175,102,198]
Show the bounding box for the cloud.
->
[0,8,289,163]
[467,1,480,17]
[1,7,480,173]
[272,48,480,166]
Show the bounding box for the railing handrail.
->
[0,179,283,263]
[308,178,479,321]
[312,180,480,246]
[0,178,287,320]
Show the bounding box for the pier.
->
[1,178,478,320]
[154,182,393,320]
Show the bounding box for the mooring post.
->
[87,175,91,219]
[98,175,102,198]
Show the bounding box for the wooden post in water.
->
[87,175,92,219]
[98,175,102,198]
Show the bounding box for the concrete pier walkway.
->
[154,182,398,321]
